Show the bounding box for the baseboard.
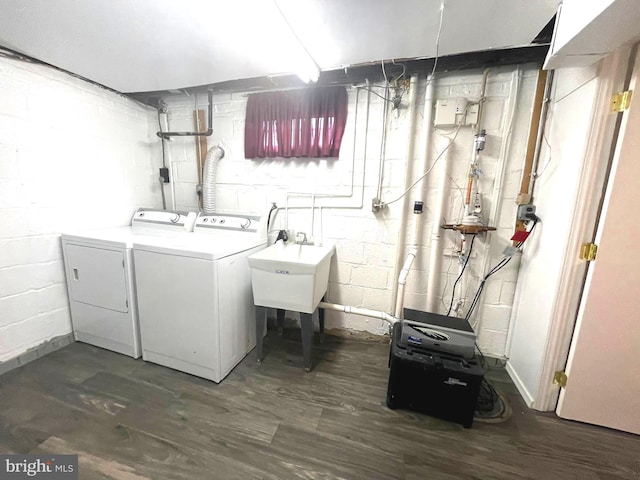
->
[506,361,535,407]
[0,333,75,376]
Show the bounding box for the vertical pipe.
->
[394,248,418,317]
[310,192,315,240]
[390,74,420,313]
[425,135,451,312]
[318,205,323,247]
[376,84,391,200]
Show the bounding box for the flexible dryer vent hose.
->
[202,146,224,213]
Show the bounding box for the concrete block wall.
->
[0,57,160,362]
[163,64,539,357]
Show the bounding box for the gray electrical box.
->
[517,204,536,221]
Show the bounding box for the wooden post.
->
[514,69,547,242]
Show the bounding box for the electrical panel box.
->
[434,98,478,126]
[434,99,457,126]
[517,204,536,221]
[465,103,479,125]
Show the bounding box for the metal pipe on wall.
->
[157,90,214,138]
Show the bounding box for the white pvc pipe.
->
[310,192,315,239]
[390,74,419,311]
[425,136,450,312]
[394,247,418,317]
[318,206,323,247]
[319,302,398,326]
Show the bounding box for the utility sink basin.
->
[248,243,335,313]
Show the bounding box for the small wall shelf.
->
[442,224,497,235]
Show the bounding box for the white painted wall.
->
[163,64,539,356]
[0,56,160,363]
[506,64,600,406]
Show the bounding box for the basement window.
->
[244,86,347,159]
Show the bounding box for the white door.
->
[64,243,129,313]
[556,49,640,435]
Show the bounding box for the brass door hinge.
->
[579,242,598,261]
[553,371,568,388]
[611,90,632,112]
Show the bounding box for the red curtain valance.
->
[244,86,348,159]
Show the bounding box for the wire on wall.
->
[465,218,539,324]
[446,233,477,316]
[383,124,462,207]
[428,0,446,83]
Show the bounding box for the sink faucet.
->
[295,232,313,245]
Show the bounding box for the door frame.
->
[533,44,636,411]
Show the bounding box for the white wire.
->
[533,116,554,180]
[428,0,446,84]
[381,60,389,85]
[440,252,457,311]
[391,59,407,83]
[383,124,461,206]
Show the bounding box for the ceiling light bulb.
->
[296,63,320,83]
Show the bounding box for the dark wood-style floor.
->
[0,329,638,479]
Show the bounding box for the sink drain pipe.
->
[319,302,399,326]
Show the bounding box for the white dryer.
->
[132,212,267,382]
[61,209,196,358]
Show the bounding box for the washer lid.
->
[132,235,266,260]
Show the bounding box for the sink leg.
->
[319,295,325,344]
[300,312,314,372]
[255,306,266,363]
[277,308,285,336]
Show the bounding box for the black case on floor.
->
[386,322,484,428]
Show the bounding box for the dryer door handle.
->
[73,268,79,281]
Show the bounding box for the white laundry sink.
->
[248,243,335,313]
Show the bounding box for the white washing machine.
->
[61,209,196,358]
[132,212,267,382]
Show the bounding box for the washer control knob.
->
[241,218,251,230]
[220,219,225,224]
[170,213,180,224]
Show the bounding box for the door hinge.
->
[553,370,568,388]
[579,242,598,261]
[611,90,632,112]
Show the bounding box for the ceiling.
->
[0,0,559,94]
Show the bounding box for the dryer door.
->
[64,244,129,313]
